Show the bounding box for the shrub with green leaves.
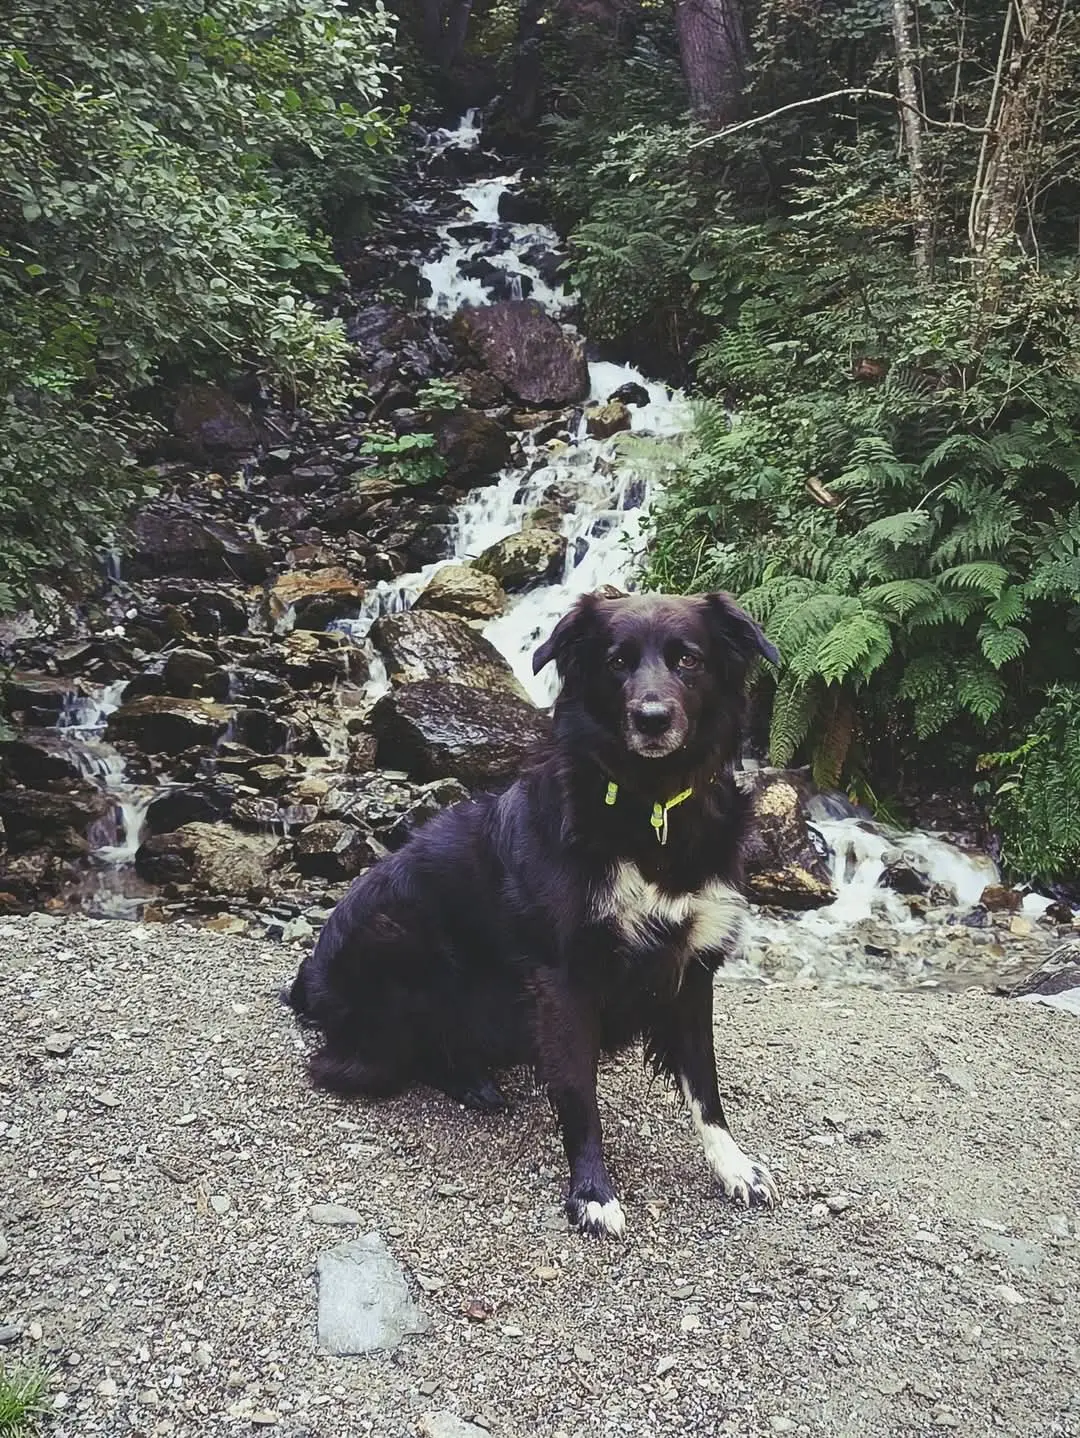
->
[0,0,400,610]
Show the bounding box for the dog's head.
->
[533,591,778,767]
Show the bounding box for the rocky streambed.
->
[0,113,1077,1000]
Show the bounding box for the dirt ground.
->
[1,913,1078,1438]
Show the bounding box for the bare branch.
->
[688,87,992,150]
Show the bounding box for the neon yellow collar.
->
[604,780,694,846]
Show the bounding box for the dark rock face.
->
[293,820,378,881]
[127,505,269,583]
[370,611,528,699]
[106,696,233,755]
[0,782,109,853]
[322,773,469,849]
[880,851,933,897]
[739,769,837,910]
[450,301,589,407]
[171,383,260,456]
[433,410,511,485]
[372,681,549,790]
[1008,943,1080,1012]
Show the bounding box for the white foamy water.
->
[54,679,158,916]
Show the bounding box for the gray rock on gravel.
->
[309,1203,363,1227]
[419,1414,490,1438]
[317,1232,430,1355]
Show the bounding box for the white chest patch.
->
[590,861,747,960]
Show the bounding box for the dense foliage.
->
[0,0,399,609]
[532,0,1080,881]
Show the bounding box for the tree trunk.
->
[416,0,475,69]
[968,0,1064,260]
[674,0,748,124]
[890,0,932,279]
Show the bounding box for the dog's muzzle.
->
[626,702,688,756]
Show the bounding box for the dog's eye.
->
[676,650,702,671]
[609,652,629,673]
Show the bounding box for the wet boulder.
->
[127,505,269,583]
[1008,943,1080,1016]
[880,850,934,897]
[171,383,260,456]
[162,648,229,700]
[0,735,88,786]
[450,301,589,407]
[3,674,92,727]
[371,611,528,699]
[433,410,511,486]
[293,820,378,881]
[372,681,549,791]
[144,784,234,835]
[267,567,366,630]
[106,696,233,755]
[0,781,109,851]
[585,401,632,439]
[472,529,566,592]
[608,381,651,408]
[414,565,507,622]
[135,822,279,898]
[739,769,836,910]
[322,773,468,849]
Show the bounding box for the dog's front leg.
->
[533,971,626,1239]
[662,964,778,1208]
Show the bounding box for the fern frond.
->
[769,674,819,767]
[955,661,1007,723]
[938,561,1009,596]
[858,510,932,549]
[978,623,1029,668]
[862,579,939,617]
[810,611,892,684]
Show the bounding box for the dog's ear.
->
[532,594,600,675]
[700,592,780,668]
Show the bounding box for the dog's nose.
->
[632,702,674,738]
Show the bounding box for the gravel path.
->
[1,914,1078,1438]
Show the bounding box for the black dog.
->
[287,591,780,1236]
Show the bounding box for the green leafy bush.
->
[358,431,447,487]
[0,0,399,609]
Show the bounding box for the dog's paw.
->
[566,1192,627,1239]
[701,1126,779,1208]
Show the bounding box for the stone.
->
[293,821,377,881]
[975,1232,1046,1273]
[309,1203,363,1227]
[1008,943,1080,1016]
[322,773,468,848]
[0,735,88,785]
[585,400,632,439]
[472,528,567,592]
[127,504,269,582]
[371,610,529,698]
[0,1325,20,1345]
[450,301,589,407]
[162,648,226,699]
[44,1032,74,1057]
[0,1232,8,1262]
[419,1415,489,1438]
[317,1232,429,1355]
[3,675,92,726]
[209,1194,232,1215]
[414,565,507,622]
[267,568,365,630]
[980,884,1023,913]
[608,381,651,408]
[373,681,549,790]
[880,850,934,897]
[136,823,279,898]
[0,781,109,848]
[171,382,259,455]
[434,410,511,486]
[144,784,233,835]
[106,696,232,755]
[739,770,836,910]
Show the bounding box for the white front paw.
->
[701,1125,779,1208]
